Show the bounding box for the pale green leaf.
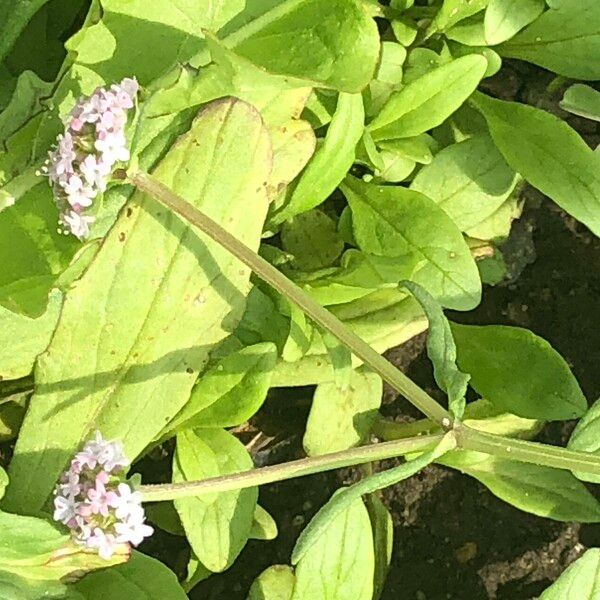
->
[3,99,271,515]
[500,0,600,80]
[0,0,52,61]
[159,343,277,439]
[223,0,380,92]
[560,84,600,122]
[484,0,545,45]
[249,505,278,541]
[74,551,187,599]
[452,323,587,420]
[275,93,364,222]
[440,451,600,522]
[366,495,393,600]
[568,397,600,484]
[471,92,600,238]
[249,565,295,600]
[539,549,600,599]
[429,0,489,32]
[291,498,374,600]
[410,134,518,232]
[0,290,60,380]
[173,429,257,572]
[402,282,469,418]
[369,55,488,140]
[303,370,382,456]
[342,176,482,310]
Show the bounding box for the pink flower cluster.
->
[40,78,138,239]
[53,431,153,560]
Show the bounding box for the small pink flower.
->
[86,528,120,560]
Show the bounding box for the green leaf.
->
[281,210,344,271]
[471,92,600,238]
[145,501,185,536]
[173,429,257,572]
[159,343,277,439]
[368,55,488,141]
[249,565,295,600]
[410,134,518,232]
[0,0,52,61]
[291,497,375,600]
[539,548,600,599]
[0,184,78,317]
[568,397,600,484]
[500,0,600,80]
[451,323,587,420]
[282,301,314,362]
[275,93,364,222]
[429,0,489,33]
[402,282,469,418]
[322,332,353,392]
[293,435,455,563]
[342,176,482,310]
[560,84,600,122]
[0,571,78,600]
[0,289,60,380]
[484,0,544,45]
[303,370,382,456]
[440,451,600,522]
[365,495,393,600]
[4,98,272,515]
[74,551,187,599]
[0,467,7,500]
[249,505,278,541]
[223,0,380,92]
[0,510,127,581]
[0,70,52,143]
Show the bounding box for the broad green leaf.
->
[0,290,60,380]
[372,149,415,183]
[0,70,52,143]
[451,323,587,420]
[0,572,77,600]
[0,510,127,580]
[366,495,393,600]
[471,92,600,238]
[403,282,469,418]
[484,0,544,45]
[70,0,244,85]
[322,332,353,392]
[274,93,364,222]
[0,184,78,317]
[249,565,295,600]
[464,194,522,241]
[272,294,428,386]
[281,210,344,271]
[291,497,374,600]
[282,301,313,362]
[145,501,185,536]
[0,0,52,61]
[173,429,257,572]
[428,0,489,33]
[462,399,542,439]
[342,176,482,310]
[568,397,600,484]
[158,343,277,440]
[222,0,380,92]
[540,548,600,599]
[364,41,406,118]
[4,99,272,515]
[368,55,488,141]
[250,505,278,541]
[74,551,187,599]
[378,135,433,165]
[303,370,382,455]
[293,435,455,563]
[447,41,503,79]
[440,451,600,522]
[411,134,518,232]
[560,84,600,122]
[0,467,7,500]
[500,0,600,80]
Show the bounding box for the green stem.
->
[456,426,600,474]
[372,415,438,440]
[139,434,444,502]
[131,170,451,426]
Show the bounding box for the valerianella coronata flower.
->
[40,78,138,240]
[53,431,153,560]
